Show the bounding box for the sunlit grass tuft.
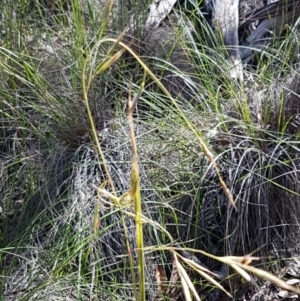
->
[1,0,300,300]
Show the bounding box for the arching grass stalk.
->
[98,0,114,40]
[163,246,300,296]
[127,70,147,301]
[99,37,237,210]
[76,3,140,298]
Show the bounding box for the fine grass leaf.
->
[238,263,300,295]
[95,47,125,74]
[197,269,232,298]
[176,256,201,301]
[176,261,193,301]
[95,26,129,75]
[231,263,254,284]
[181,257,232,298]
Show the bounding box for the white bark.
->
[127,0,178,34]
[212,0,243,81]
[145,0,178,29]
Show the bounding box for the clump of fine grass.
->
[1,0,300,301]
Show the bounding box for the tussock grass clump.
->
[176,124,300,257]
[1,0,300,300]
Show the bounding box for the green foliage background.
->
[1,0,300,300]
